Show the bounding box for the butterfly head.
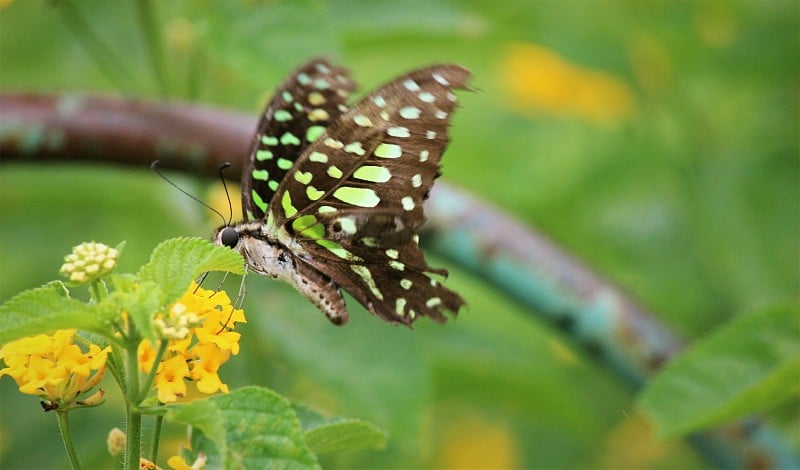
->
[217,226,240,249]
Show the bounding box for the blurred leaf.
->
[137,237,244,303]
[0,282,107,344]
[166,386,318,469]
[638,303,800,438]
[294,405,387,454]
[305,419,387,455]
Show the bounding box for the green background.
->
[1,1,797,468]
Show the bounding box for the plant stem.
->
[138,340,168,403]
[124,339,142,469]
[150,414,164,464]
[90,281,103,303]
[56,410,82,470]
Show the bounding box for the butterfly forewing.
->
[241,59,357,220]
[268,64,470,324]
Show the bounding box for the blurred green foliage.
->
[0,0,797,468]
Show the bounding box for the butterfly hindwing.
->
[241,58,357,220]
[268,64,470,324]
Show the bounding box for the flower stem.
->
[124,338,142,470]
[56,410,82,470]
[138,340,168,403]
[150,414,164,464]
[90,280,103,303]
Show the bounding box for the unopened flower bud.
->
[60,242,120,284]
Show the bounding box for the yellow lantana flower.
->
[139,282,246,403]
[0,329,110,409]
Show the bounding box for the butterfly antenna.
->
[218,162,234,224]
[151,161,227,226]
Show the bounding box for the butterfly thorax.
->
[213,222,349,325]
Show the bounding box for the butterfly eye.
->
[220,227,239,248]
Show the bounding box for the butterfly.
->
[213,58,468,326]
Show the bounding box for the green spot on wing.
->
[262,136,279,146]
[277,158,293,170]
[327,166,344,178]
[252,189,268,212]
[302,223,325,239]
[280,132,301,146]
[268,180,279,191]
[282,191,297,217]
[256,149,274,161]
[309,151,328,163]
[344,142,366,155]
[399,106,421,119]
[294,171,312,185]
[252,169,269,181]
[374,143,402,159]
[338,217,357,234]
[317,239,359,261]
[274,110,292,122]
[306,125,326,142]
[353,166,391,183]
[306,186,324,200]
[351,264,383,300]
[333,187,380,207]
[292,215,318,233]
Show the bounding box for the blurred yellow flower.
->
[139,282,246,403]
[436,414,519,468]
[168,452,207,470]
[0,329,109,409]
[207,182,243,225]
[499,42,635,123]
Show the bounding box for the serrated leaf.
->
[166,386,319,470]
[137,237,244,305]
[638,302,800,438]
[0,282,109,344]
[294,404,388,454]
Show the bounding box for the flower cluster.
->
[59,241,119,284]
[0,329,109,409]
[139,282,246,403]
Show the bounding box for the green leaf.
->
[95,279,164,341]
[638,302,800,438]
[0,282,109,344]
[294,404,388,454]
[165,386,318,469]
[137,237,244,304]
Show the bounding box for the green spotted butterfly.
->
[214,59,468,326]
